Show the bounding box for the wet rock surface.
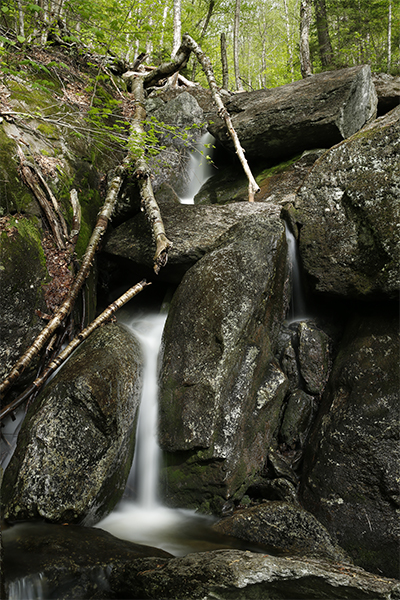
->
[301,308,400,579]
[212,501,349,562]
[295,105,400,299]
[1,323,143,526]
[209,66,377,161]
[4,525,400,600]
[158,215,290,512]
[104,201,281,283]
[0,215,49,387]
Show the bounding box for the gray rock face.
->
[0,216,49,385]
[5,525,400,600]
[295,105,400,299]
[1,323,143,526]
[208,66,377,161]
[104,202,281,283]
[297,321,331,394]
[212,501,349,562]
[158,215,290,512]
[301,309,400,579]
[118,550,400,600]
[3,522,171,600]
[373,73,400,115]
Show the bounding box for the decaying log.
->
[69,188,81,244]
[17,145,68,250]
[130,76,173,273]
[182,34,260,202]
[0,280,150,422]
[0,157,130,399]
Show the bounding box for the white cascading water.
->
[179,132,214,205]
[285,223,308,322]
[96,312,214,556]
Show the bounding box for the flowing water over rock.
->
[179,132,214,204]
[95,312,216,556]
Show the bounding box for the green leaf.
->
[17,35,26,44]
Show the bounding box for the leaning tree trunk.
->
[220,32,229,90]
[183,34,259,202]
[0,159,130,399]
[300,0,313,78]
[314,0,334,67]
[0,280,150,421]
[233,0,244,91]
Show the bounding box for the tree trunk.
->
[314,0,334,67]
[300,0,313,77]
[183,34,259,202]
[283,0,295,82]
[220,32,229,90]
[387,0,392,73]
[0,280,150,422]
[192,0,215,81]
[172,0,181,58]
[0,158,130,398]
[233,0,244,91]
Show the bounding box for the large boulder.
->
[295,105,400,299]
[372,73,400,115]
[1,322,143,526]
[212,501,349,562]
[114,550,400,600]
[3,522,171,600]
[104,202,281,283]
[208,66,377,161]
[0,215,49,388]
[5,526,400,600]
[158,214,290,513]
[301,308,400,579]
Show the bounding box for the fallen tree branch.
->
[0,157,130,399]
[130,75,173,273]
[182,34,260,202]
[69,188,81,244]
[17,145,68,250]
[0,279,150,422]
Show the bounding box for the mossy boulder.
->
[1,322,143,526]
[301,307,400,579]
[295,105,400,299]
[0,215,49,386]
[158,215,290,513]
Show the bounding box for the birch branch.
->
[182,34,260,202]
[0,280,151,422]
[0,157,130,399]
[69,188,81,243]
[130,75,172,273]
[17,145,67,250]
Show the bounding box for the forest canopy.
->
[0,0,398,90]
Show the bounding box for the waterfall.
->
[124,313,166,507]
[96,311,215,556]
[285,223,308,322]
[179,132,214,205]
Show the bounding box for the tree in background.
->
[0,0,399,91]
[300,0,313,76]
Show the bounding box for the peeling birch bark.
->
[17,145,67,250]
[182,34,260,202]
[0,158,130,398]
[0,280,150,421]
[130,76,172,273]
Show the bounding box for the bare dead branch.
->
[130,76,173,273]
[182,34,260,202]
[69,188,81,243]
[0,157,130,399]
[0,280,151,422]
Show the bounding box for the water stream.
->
[285,223,308,322]
[179,132,214,204]
[95,311,216,556]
